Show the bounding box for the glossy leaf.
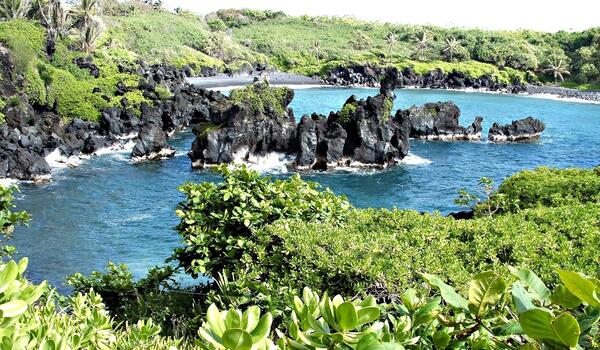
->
[222,329,253,350]
[421,273,468,311]
[557,270,600,307]
[468,272,506,318]
[520,309,580,348]
[336,302,358,331]
[508,266,551,302]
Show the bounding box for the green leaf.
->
[0,261,18,293]
[0,300,28,318]
[432,330,451,349]
[222,329,253,350]
[250,313,272,343]
[206,304,226,336]
[225,309,243,329]
[519,309,580,348]
[421,273,468,311]
[512,281,535,314]
[468,272,507,318]
[357,306,380,326]
[242,306,260,332]
[550,285,583,309]
[557,270,600,307]
[336,302,358,331]
[508,266,551,302]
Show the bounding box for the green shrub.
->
[229,82,292,116]
[494,166,600,212]
[46,66,108,121]
[207,18,227,32]
[7,96,21,107]
[174,165,350,278]
[260,202,600,296]
[155,85,173,100]
[338,102,357,123]
[0,19,46,69]
[0,185,31,259]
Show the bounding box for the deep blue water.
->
[11,88,600,289]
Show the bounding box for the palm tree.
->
[384,32,397,56]
[413,32,430,61]
[443,36,461,62]
[0,0,32,19]
[70,0,101,28]
[312,40,322,61]
[79,15,105,54]
[544,54,571,83]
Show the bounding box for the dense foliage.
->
[2,163,600,348]
[229,81,292,116]
[492,166,600,212]
[174,165,350,278]
[228,11,600,87]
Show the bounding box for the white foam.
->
[399,153,432,165]
[45,149,85,169]
[231,147,291,174]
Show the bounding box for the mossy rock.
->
[229,82,292,116]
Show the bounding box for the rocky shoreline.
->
[0,59,552,182]
[189,65,600,103]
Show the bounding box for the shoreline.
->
[188,74,600,105]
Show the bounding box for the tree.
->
[349,30,372,50]
[70,0,100,28]
[312,40,322,61]
[384,32,397,56]
[544,52,571,83]
[35,0,71,57]
[443,35,461,62]
[0,0,31,19]
[413,32,430,61]
[79,15,104,54]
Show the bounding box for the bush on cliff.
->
[229,82,293,116]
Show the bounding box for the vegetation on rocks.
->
[229,82,293,116]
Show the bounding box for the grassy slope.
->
[231,16,532,82]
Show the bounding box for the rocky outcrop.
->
[324,65,526,93]
[0,47,226,181]
[188,82,296,168]
[488,117,545,142]
[131,104,175,161]
[189,68,411,170]
[294,68,411,169]
[397,102,483,141]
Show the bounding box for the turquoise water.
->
[12,88,600,289]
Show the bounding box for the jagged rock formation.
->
[131,104,175,161]
[295,68,410,169]
[396,102,483,141]
[488,117,545,142]
[188,68,411,170]
[188,81,296,167]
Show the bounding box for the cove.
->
[12,87,600,290]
